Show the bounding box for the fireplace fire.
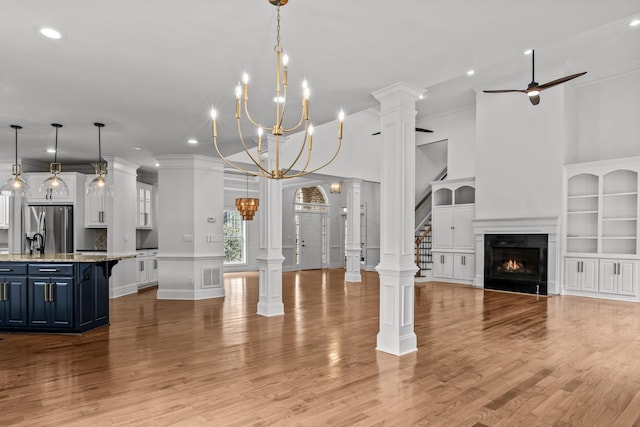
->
[501,259,523,272]
[484,234,548,295]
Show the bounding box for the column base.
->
[345,271,362,282]
[257,301,285,317]
[376,331,418,356]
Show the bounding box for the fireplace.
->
[484,234,548,295]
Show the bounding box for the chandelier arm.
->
[281,129,310,175]
[283,109,305,133]
[212,134,261,178]
[236,119,272,175]
[283,138,343,179]
[242,100,261,128]
[276,84,289,129]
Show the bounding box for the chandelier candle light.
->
[1,125,30,198]
[210,0,344,180]
[40,123,70,199]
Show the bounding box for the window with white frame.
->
[223,210,246,264]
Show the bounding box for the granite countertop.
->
[0,253,135,263]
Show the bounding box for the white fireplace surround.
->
[472,216,560,295]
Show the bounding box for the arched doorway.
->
[294,186,328,270]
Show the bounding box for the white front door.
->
[300,213,323,270]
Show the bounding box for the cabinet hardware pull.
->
[44,284,48,302]
[2,282,5,301]
[0,268,12,272]
[39,269,58,272]
[49,283,54,302]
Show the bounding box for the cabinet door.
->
[138,259,148,283]
[453,254,474,280]
[432,207,453,249]
[0,275,27,326]
[453,205,475,250]
[581,259,598,292]
[49,278,73,327]
[433,253,453,278]
[28,278,49,326]
[564,258,581,291]
[85,193,107,227]
[618,260,636,296]
[599,260,617,294]
[0,195,9,229]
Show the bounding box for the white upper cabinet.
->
[136,183,153,229]
[84,176,109,228]
[25,172,76,204]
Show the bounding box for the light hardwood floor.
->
[3,269,640,426]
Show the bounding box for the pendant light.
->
[1,125,31,198]
[235,174,259,220]
[86,122,114,197]
[40,123,69,199]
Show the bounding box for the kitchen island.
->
[0,253,130,334]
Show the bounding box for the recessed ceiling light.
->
[155,163,160,167]
[419,94,424,100]
[273,96,285,103]
[46,148,56,154]
[630,19,640,27]
[467,69,475,76]
[131,147,142,151]
[188,139,198,144]
[39,27,62,39]
[524,49,533,55]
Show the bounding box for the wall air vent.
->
[202,267,222,289]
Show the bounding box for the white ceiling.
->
[1,0,639,173]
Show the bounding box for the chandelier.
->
[210,0,344,180]
[236,174,259,221]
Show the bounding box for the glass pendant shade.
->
[40,124,69,199]
[40,172,69,198]
[86,172,114,197]
[1,175,30,198]
[1,125,31,198]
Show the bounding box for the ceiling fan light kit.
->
[483,50,587,105]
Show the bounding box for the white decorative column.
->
[372,82,423,356]
[256,135,285,316]
[345,179,362,282]
[155,155,225,300]
[104,156,139,298]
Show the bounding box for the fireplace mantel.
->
[472,217,559,294]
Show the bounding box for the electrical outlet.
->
[183,234,193,242]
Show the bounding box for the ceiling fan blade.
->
[529,94,540,105]
[372,127,434,136]
[537,71,587,90]
[483,89,526,93]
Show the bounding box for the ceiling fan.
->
[371,127,433,136]
[483,50,586,105]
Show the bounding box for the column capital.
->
[372,81,425,106]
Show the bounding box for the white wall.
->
[415,140,447,200]
[418,106,476,180]
[574,69,640,163]
[475,88,567,220]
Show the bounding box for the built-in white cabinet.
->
[599,259,636,296]
[564,257,598,292]
[136,249,158,289]
[431,178,475,284]
[453,253,475,281]
[0,195,9,229]
[25,173,76,204]
[433,252,453,278]
[136,183,153,229]
[564,157,640,301]
[85,176,109,228]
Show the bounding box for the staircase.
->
[415,223,432,278]
[414,167,447,279]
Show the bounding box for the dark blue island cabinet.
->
[0,260,118,334]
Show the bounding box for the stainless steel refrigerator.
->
[25,205,73,254]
